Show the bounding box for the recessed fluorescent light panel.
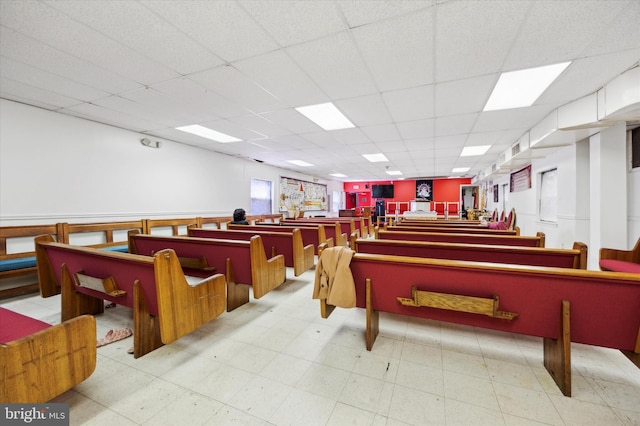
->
[452,167,470,173]
[460,145,491,156]
[295,102,355,131]
[483,61,571,111]
[362,153,389,163]
[386,170,403,176]
[175,124,241,143]
[287,160,314,167]
[330,173,347,178]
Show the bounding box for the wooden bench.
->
[317,251,640,397]
[278,220,348,247]
[129,233,285,311]
[230,223,333,254]
[352,237,587,269]
[144,217,199,235]
[188,227,315,276]
[1,224,62,298]
[35,235,226,358]
[284,217,366,239]
[600,238,640,273]
[0,307,96,403]
[377,229,546,247]
[60,220,144,252]
[386,224,520,236]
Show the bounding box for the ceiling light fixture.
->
[451,167,470,173]
[460,145,491,156]
[483,61,571,111]
[175,124,242,143]
[386,170,403,176]
[362,153,389,163]
[287,160,314,167]
[295,102,355,131]
[330,173,348,177]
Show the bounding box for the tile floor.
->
[2,266,639,426]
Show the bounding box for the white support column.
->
[589,122,628,267]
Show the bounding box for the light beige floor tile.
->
[339,373,386,412]
[493,382,563,425]
[227,375,293,420]
[444,398,505,426]
[203,404,270,425]
[327,402,376,426]
[352,350,399,382]
[142,391,221,426]
[399,340,443,369]
[314,342,362,371]
[549,393,625,426]
[296,363,351,399]
[441,348,490,379]
[190,361,256,403]
[269,388,336,426]
[108,378,188,424]
[259,353,313,386]
[395,359,444,396]
[443,370,500,412]
[387,384,446,425]
[485,357,544,391]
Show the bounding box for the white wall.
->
[0,100,342,226]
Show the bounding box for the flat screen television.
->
[371,184,394,198]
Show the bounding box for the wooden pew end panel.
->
[543,300,571,397]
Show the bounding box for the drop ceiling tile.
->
[62,102,165,132]
[0,26,141,93]
[396,119,435,140]
[95,92,185,128]
[383,85,435,122]
[228,114,293,139]
[45,0,224,75]
[505,0,626,70]
[335,94,393,127]
[404,137,436,151]
[287,31,378,99]
[435,75,496,116]
[583,2,640,56]
[240,0,347,47]
[233,50,328,108]
[142,0,279,62]
[435,0,528,81]
[332,128,371,146]
[0,77,80,109]
[339,0,433,28]
[435,113,477,137]
[189,65,287,114]
[259,109,321,135]
[361,124,401,143]
[434,134,467,148]
[352,8,434,91]
[198,118,267,141]
[473,105,551,134]
[0,57,108,102]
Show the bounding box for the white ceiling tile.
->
[0,77,80,109]
[287,31,378,99]
[435,75,496,116]
[435,113,477,137]
[233,50,327,108]
[142,0,279,62]
[240,0,347,47]
[352,8,434,91]
[45,0,224,75]
[332,128,372,146]
[189,65,287,114]
[228,114,293,139]
[260,109,321,135]
[435,1,529,82]
[62,102,165,132]
[473,105,552,134]
[361,124,401,143]
[396,119,435,140]
[335,94,393,127]
[583,2,640,56]
[198,118,266,141]
[339,0,433,28]
[383,85,435,122]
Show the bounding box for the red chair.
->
[434,202,445,217]
[447,202,459,218]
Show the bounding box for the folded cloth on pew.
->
[313,246,356,308]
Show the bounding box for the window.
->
[250,179,272,215]
[539,168,557,222]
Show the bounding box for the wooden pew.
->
[197,216,233,229]
[60,220,144,252]
[129,233,285,311]
[377,229,546,247]
[386,224,520,236]
[187,227,314,276]
[35,235,226,358]
[0,307,96,403]
[599,237,640,273]
[352,237,587,269]
[230,223,333,254]
[317,251,640,397]
[284,217,366,238]
[276,220,347,247]
[144,217,199,235]
[0,223,63,298]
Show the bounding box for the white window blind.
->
[250,179,272,215]
[539,169,557,222]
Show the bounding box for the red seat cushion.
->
[599,259,640,273]
[0,307,51,343]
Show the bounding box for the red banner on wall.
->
[510,165,532,192]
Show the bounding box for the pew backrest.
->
[377,229,545,247]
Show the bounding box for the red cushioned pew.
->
[352,237,587,269]
[317,252,640,397]
[377,229,545,247]
[129,233,285,311]
[229,223,333,255]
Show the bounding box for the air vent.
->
[512,143,520,156]
[492,163,498,172]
